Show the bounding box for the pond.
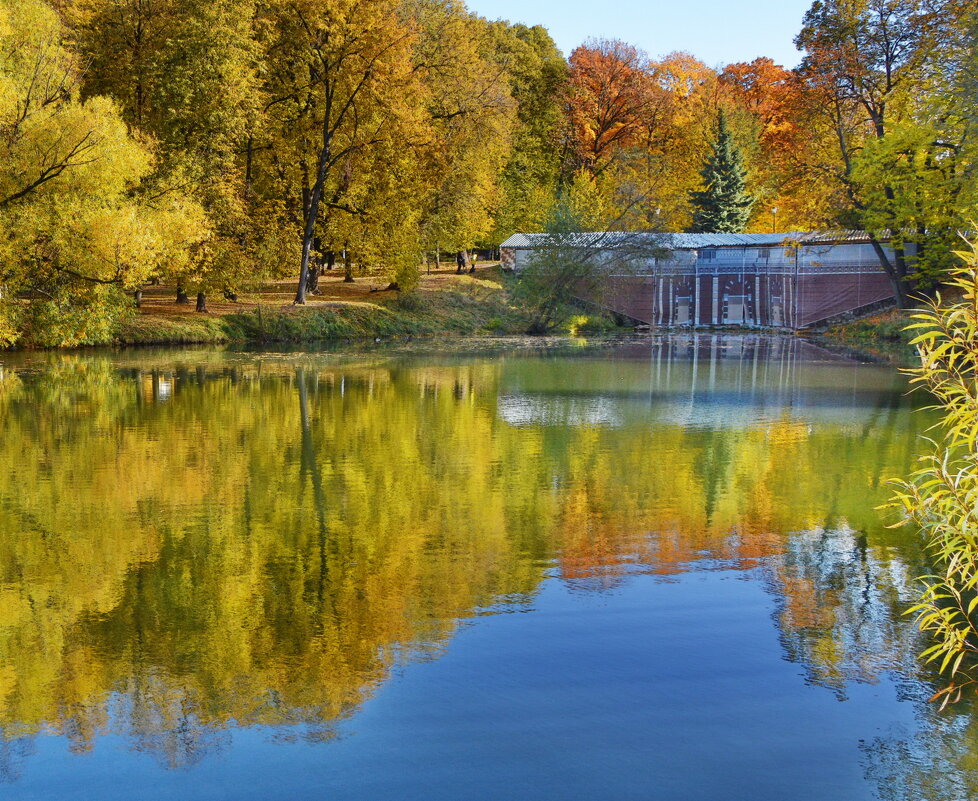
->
[1,334,976,800]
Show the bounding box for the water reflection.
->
[0,335,970,796]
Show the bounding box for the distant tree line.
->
[0,0,974,344]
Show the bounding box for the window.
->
[675,296,692,324]
[723,294,747,324]
[699,249,716,261]
[758,248,770,260]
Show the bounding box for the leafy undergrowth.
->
[818,309,917,364]
[566,313,619,335]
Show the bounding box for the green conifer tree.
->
[689,111,755,233]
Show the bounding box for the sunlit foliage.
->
[894,241,978,706]
[2,0,976,344]
[0,0,199,346]
[795,0,975,305]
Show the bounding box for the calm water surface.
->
[1,334,976,800]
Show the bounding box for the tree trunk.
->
[873,184,914,308]
[245,135,254,200]
[913,227,934,300]
[309,237,325,293]
[325,250,336,270]
[134,289,142,308]
[894,244,910,303]
[295,134,332,304]
[307,265,320,295]
[868,237,908,309]
[175,284,190,304]
[344,246,354,283]
[196,291,207,313]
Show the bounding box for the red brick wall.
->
[796,273,894,327]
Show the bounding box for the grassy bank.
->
[114,269,524,346]
[815,309,917,365]
[18,264,921,355]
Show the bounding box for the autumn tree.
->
[565,39,660,178]
[67,0,263,310]
[563,40,702,229]
[0,0,193,345]
[256,0,427,304]
[795,0,973,305]
[325,127,429,290]
[410,0,515,262]
[851,12,977,285]
[631,52,721,230]
[486,21,567,241]
[564,45,732,231]
[719,58,835,230]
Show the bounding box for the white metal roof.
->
[499,231,879,250]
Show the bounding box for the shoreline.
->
[1,278,918,367]
[808,309,917,366]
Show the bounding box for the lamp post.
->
[772,206,779,234]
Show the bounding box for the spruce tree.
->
[689,111,755,233]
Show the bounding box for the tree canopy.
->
[0,0,975,344]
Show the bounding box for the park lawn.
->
[118,264,521,345]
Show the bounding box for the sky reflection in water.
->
[1,334,976,800]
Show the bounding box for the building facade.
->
[499,232,904,329]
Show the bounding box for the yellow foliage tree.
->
[0,0,203,345]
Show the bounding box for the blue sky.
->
[466,0,815,68]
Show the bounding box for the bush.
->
[507,185,663,334]
[21,284,134,347]
[566,314,616,335]
[892,240,978,706]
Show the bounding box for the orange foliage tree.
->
[565,39,663,177]
[719,57,838,231]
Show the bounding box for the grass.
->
[114,266,526,346]
[116,313,233,345]
[817,309,918,364]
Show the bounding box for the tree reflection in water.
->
[0,336,964,792]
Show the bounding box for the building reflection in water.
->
[0,336,963,793]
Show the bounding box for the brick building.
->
[500,231,905,329]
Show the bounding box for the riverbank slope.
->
[117,267,523,346]
[815,309,917,365]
